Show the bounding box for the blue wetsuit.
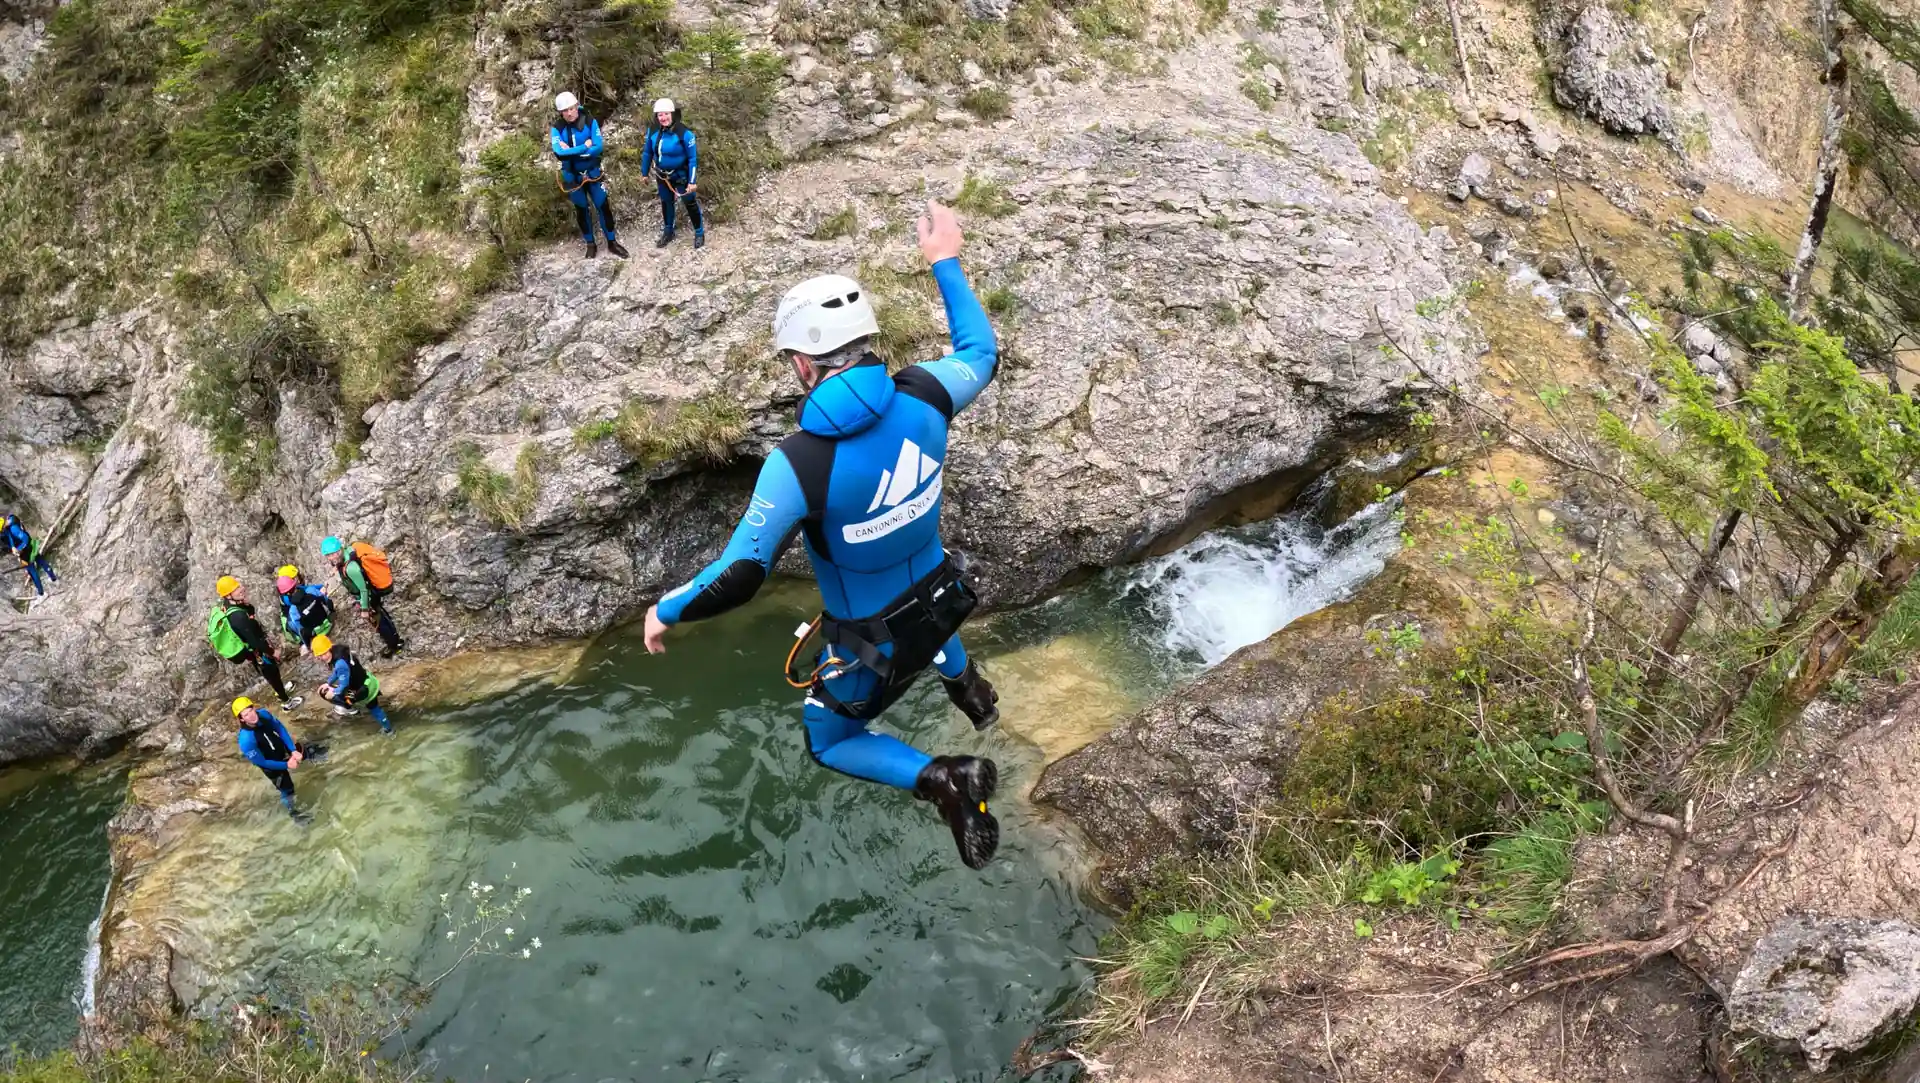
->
[551,112,618,246]
[641,123,703,238]
[4,516,57,596]
[237,710,300,808]
[656,258,997,790]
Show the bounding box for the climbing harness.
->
[783,558,979,721]
[558,167,609,195]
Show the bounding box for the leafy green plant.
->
[478,133,576,254]
[644,25,785,222]
[860,262,945,369]
[1359,852,1460,908]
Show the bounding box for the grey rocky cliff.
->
[0,30,1472,762]
[1543,4,1675,139]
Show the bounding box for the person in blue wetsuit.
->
[234,696,324,822]
[641,98,704,251]
[643,201,1004,868]
[312,634,392,733]
[551,91,628,261]
[4,512,58,601]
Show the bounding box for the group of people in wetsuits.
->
[211,537,407,822]
[551,91,707,259]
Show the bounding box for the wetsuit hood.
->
[796,356,892,439]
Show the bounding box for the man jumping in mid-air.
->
[643,200,1004,868]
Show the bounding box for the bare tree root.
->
[1425,826,1799,1083]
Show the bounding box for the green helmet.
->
[321,536,345,556]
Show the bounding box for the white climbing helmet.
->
[554,91,579,112]
[773,274,880,357]
[652,97,676,115]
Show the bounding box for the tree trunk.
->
[1783,537,1920,708]
[1785,0,1849,318]
[1649,508,1742,689]
[1666,528,1858,779]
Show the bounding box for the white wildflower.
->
[521,948,531,958]
[530,938,542,950]
[446,930,456,940]
[504,927,514,938]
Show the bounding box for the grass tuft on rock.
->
[455,442,543,529]
[959,86,1013,121]
[811,205,860,240]
[577,395,748,468]
[953,173,1018,219]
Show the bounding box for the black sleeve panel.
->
[893,365,955,421]
[674,559,770,623]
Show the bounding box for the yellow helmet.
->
[276,564,300,579]
[215,575,242,597]
[231,696,255,718]
[310,634,334,656]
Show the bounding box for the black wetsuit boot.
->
[914,755,999,869]
[941,661,999,730]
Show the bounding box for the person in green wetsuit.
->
[321,536,404,657]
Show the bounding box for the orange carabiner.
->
[784,615,824,689]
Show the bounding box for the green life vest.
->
[207,605,247,660]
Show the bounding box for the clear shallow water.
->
[0,764,125,1054]
[3,502,1403,1081]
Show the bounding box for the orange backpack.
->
[351,542,394,590]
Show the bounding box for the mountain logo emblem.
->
[845,439,944,544]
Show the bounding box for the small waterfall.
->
[1122,496,1405,668]
[76,874,111,1018]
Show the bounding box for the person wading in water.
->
[642,201,1005,868]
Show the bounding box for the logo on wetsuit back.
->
[843,438,943,544]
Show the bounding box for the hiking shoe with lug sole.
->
[941,661,999,731]
[582,242,597,259]
[655,231,675,249]
[914,755,999,869]
[606,239,630,259]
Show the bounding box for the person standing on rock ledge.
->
[4,511,58,605]
[551,91,629,261]
[641,97,705,251]
[208,577,303,710]
[276,571,335,656]
[321,536,405,658]
[234,696,325,823]
[642,200,1004,870]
